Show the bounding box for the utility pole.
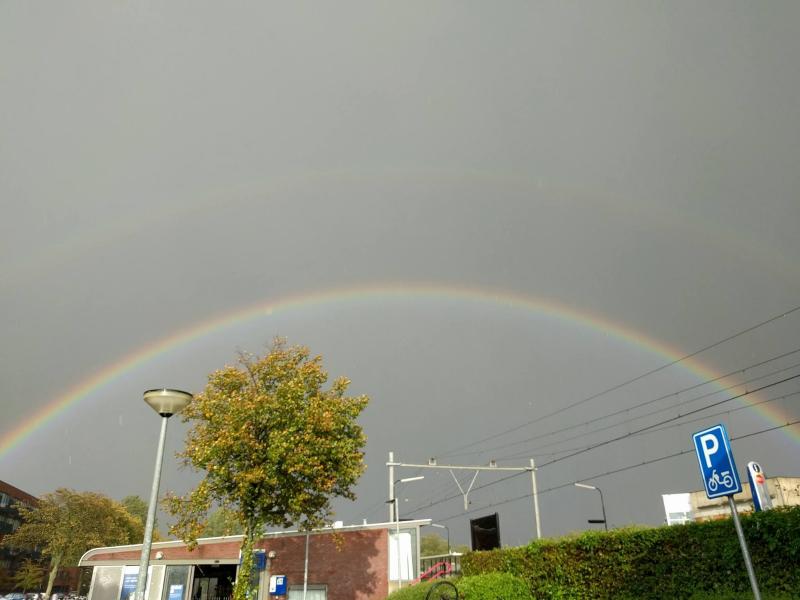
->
[387,453,542,539]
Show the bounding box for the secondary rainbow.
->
[1,282,795,460]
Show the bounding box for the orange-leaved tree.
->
[3,489,142,597]
[165,339,368,600]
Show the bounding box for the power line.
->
[501,389,800,461]
[431,418,800,523]
[445,347,800,460]
[535,373,800,469]
[437,304,800,459]
[405,374,800,515]
[493,362,800,460]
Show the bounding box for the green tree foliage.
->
[420,533,449,556]
[2,489,143,598]
[165,340,369,600]
[121,495,148,526]
[203,507,243,537]
[121,495,161,542]
[461,506,800,599]
[12,559,45,592]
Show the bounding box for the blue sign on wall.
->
[268,575,286,596]
[692,423,742,499]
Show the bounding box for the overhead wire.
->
[501,389,800,461]
[431,418,800,523]
[493,361,800,460]
[445,347,800,460]
[404,373,800,516]
[436,304,800,459]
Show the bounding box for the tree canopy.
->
[2,489,143,597]
[165,340,369,600]
[12,559,45,593]
[203,507,243,537]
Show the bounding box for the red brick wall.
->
[86,529,389,600]
[256,529,388,600]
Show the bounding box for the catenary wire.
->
[401,351,800,511]
[492,362,800,460]
[436,304,800,459]
[430,418,800,523]
[445,347,800,460]
[404,374,800,515]
[500,389,800,461]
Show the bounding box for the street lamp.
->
[428,523,450,554]
[388,476,424,590]
[134,389,193,600]
[574,482,608,532]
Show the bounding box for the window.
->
[161,566,190,600]
[287,585,326,600]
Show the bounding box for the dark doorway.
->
[191,565,236,600]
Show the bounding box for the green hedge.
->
[386,573,532,600]
[461,506,800,599]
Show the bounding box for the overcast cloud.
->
[1,2,799,546]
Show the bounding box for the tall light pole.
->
[389,476,424,590]
[135,389,193,600]
[574,482,608,532]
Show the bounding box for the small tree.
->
[204,507,243,537]
[165,340,368,600]
[12,559,45,592]
[2,489,142,597]
[121,495,161,541]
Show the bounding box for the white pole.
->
[395,498,402,590]
[134,416,169,600]
[530,459,541,540]
[388,451,395,522]
[302,532,309,600]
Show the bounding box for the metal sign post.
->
[692,424,761,600]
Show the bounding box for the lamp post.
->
[574,482,607,532]
[388,476,424,590]
[134,389,193,600]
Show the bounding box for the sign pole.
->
[727,496,761,600]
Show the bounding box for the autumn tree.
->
[12,559,45,592]
[165,340,368,600]
[2,489,143,597]
[121,495,161,541]
[204,507,243,537]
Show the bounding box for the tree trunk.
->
[44,554,62,598]
[232,525,256,600]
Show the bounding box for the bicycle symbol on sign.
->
[707,469,734,492]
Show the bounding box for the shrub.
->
[461,506,800,599]
[457,572,532,599]
[385,580,437,600]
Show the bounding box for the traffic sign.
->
[692,424,742,499]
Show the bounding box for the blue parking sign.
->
[692,424,742,499]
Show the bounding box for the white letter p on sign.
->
[700,434,718,468]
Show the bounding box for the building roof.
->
[79,518,431,566]
[0,479,38,505]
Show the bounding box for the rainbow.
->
[1,282,796,460]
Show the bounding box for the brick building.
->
[0,479,39,586]
[79,519,429,600]
[0,480,84,594]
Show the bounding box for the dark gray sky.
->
[2,2,799,547]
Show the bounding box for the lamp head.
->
[144,389,193,417]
